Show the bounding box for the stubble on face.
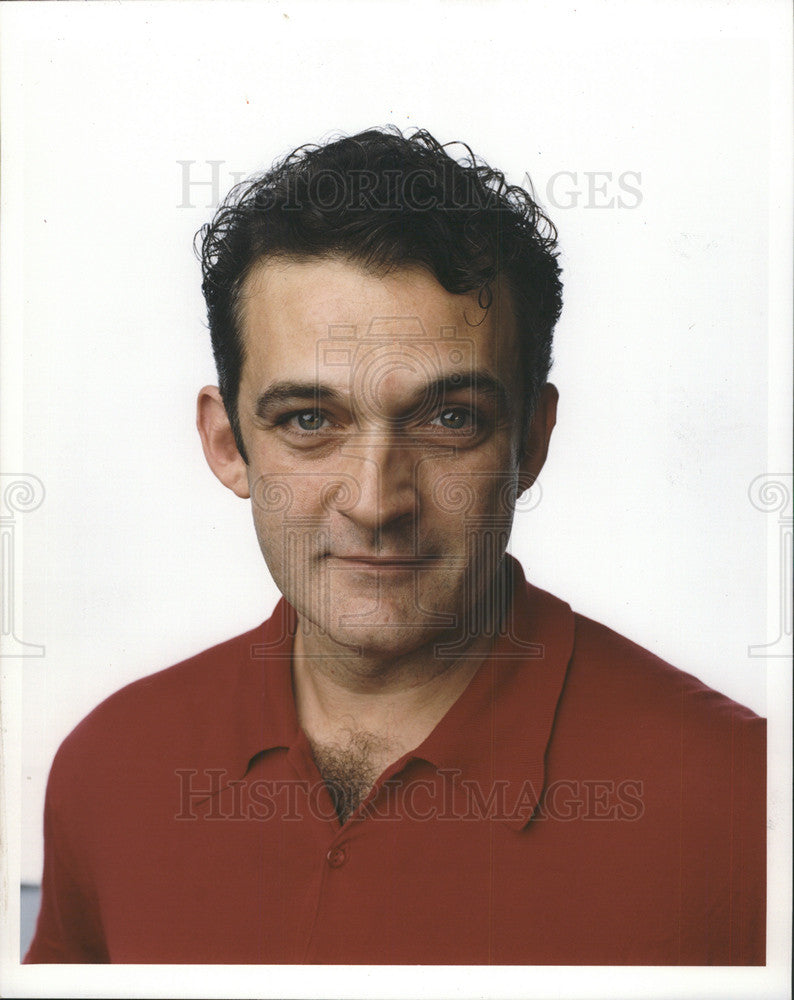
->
[235,256,526,673]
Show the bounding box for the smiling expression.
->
[202,256,554,660]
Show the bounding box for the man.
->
[26,127,765,965]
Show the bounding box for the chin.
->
[319,591,458,657]
[323,621,445,663]
[334,584,458,627]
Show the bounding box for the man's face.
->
[208,256,552,660]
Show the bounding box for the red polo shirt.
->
[25,559,765,964]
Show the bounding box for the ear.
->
[196,386,251,499]
[518,383,558,493]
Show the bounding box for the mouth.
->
[326,555,441,570]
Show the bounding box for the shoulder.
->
[521,571,763,727]
[46,622,267,799]
[570,610,763,723]
[73,622,264,733]
[554,609,765,775]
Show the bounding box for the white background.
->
[1,1,791,998]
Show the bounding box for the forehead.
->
[237,256,519,391]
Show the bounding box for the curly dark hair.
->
[197,126,563,462]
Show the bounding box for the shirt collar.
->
[231,556,575,829]
[409,555,575,829]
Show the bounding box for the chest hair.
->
[308,730,394,825]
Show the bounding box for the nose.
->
[330,432,417,537]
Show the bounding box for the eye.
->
[432,407,472,431]
[290,410,328,431]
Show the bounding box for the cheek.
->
[418,452,518,526]
[248,467,330,521]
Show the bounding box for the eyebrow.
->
[254,382,344,420]
[254,371,511,421]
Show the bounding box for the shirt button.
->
[326,846,347,869]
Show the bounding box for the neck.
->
[291,623,494,753]
[292,556,513,750]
